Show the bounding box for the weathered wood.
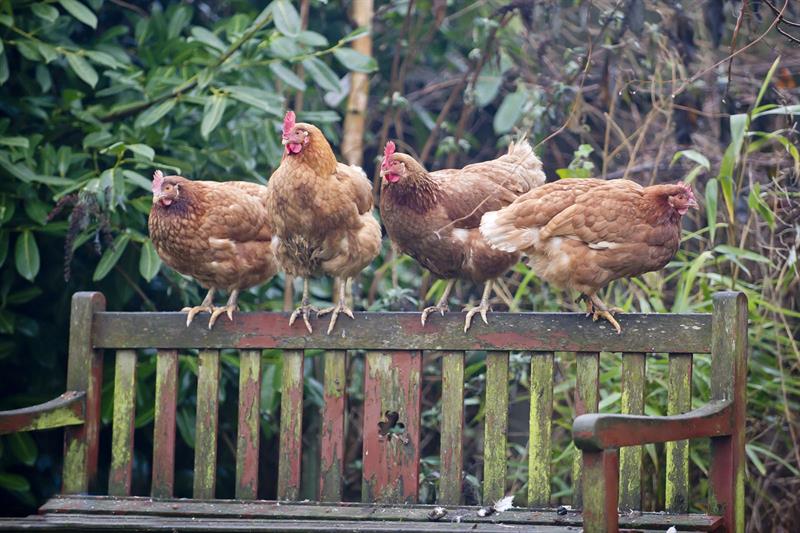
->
[618,352,645,511]
[362,351,422,504]
[193,350,220,499]
[236,350,262,500]
[278,350,304,501]
[666,353,693,513]
[151,350,178,498]
[0,392,85,435]
[92,312,712,353]
[573,400,733,450]
[571,352,599,509]
[708,292,748,533]
[319,350,346,502]
[581,449,620,533]
[438,351,464,506]
[483,351,509,504]
[527,352,554,508]
[63,292,105,495]
[35,495,726,530]
[109,350,137,496]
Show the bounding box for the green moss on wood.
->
[483,351,509,504]
[528,352,553,507]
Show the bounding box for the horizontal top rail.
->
[92,312,712,353]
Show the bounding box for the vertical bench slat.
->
[236,350,262,500]
[619,352,646,511]
[151,349,178,498]
[319,350,346,502]
[278,350,304,501]
[108,350,137,496]
[528,352,554,508]
[63,292,105,494]
[666,352,692,512]
[193,350,220,499]
[708,292,747,533]
[439,351,464,505]
[572,351,599,508]
[362,351,422,504]
[483,351,509,504]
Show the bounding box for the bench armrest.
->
[573,399,733,452]
[0,391,86,435]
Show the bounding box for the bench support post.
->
[581,449,619,533]
[708,292,747,533]
[62,292,105,494]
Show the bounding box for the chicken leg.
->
[463,280,494,332]
[289,278,319,333]
[421,279,455,326]
[581,292,623,334]
[182,288,215,327]
[318,277,355,335]
[208,289,239,329]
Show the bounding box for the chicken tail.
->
[502,137,546,191]
[480,207,538,253]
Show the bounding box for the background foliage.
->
[0,1,798,531]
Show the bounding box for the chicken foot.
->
[182,288,216,327]
[208,289,239,329]
[318,277,355,335]
[463,280,494,332]
[578,293,623,334]
[421,279,455,326]
[289,278,320,333]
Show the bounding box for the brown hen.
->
[148,170,278,328]
[266,111,381,334]
[480,178,698,332]
[379,139,545,331]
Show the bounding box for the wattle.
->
[287,143,303,154]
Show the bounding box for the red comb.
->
[283,110,296,135]
[152,170,164,193]
[381,141,396,169]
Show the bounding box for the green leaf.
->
[752,104,800,118]
[671,149,710,169]
[0,473,30,492]
[272,0,301,37]
[714,244,773,265]
[190,26,226,52]
[122,169,152,191]
[302,57,341,93]
[66,53,98,88]
[201,94,227,139]
[36,42,59,63]
[339,27,369,44]
[139,239,162,282]
[748,184,775,230]
[297,30,329,47]
[269,63,306,91]
[705,178,718,243]
[127,143,155,161]
[15,230,40,282]
[493,91,526,134]
[93,233,131,281]
[8,432,37,466]
[332,48,377,73]
[224,85,283,115]
[754,56,780,111]
[0,231,8,268]
[0,137,30,149]
[31,3,60,23]
[36,64,52,92]
[58,0,97,29]
[85,50,126,69]
[167,5,193,39]
[474,65,503,107]
[0,52,7,86]
[135,98,177,129]
[0,195,15,224]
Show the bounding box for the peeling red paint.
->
[319,351,345,502]
[277,351,304,500]
[236,352,261,499]
[152,350,178,498]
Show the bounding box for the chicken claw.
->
[585,293,623,334]
[318,301,355,335]
[463,280,493,333]
[289,279,319,333]
[182,288,216,327]
[421,279,455,326]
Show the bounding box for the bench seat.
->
[0,496,723,532]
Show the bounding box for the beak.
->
[379,168,386,178]
[281,137,289,146]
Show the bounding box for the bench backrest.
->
[61,291,745,518]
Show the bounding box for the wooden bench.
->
[0,291,747,532]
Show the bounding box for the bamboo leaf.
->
[201,94,227,139]
[754,56,780,111]
[139,239,162,282]
[93,233,131,281]
[14,230,40,281]
[705,178,718,243]
[58,0,97,29]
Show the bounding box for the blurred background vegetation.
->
[0,0,797,531]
